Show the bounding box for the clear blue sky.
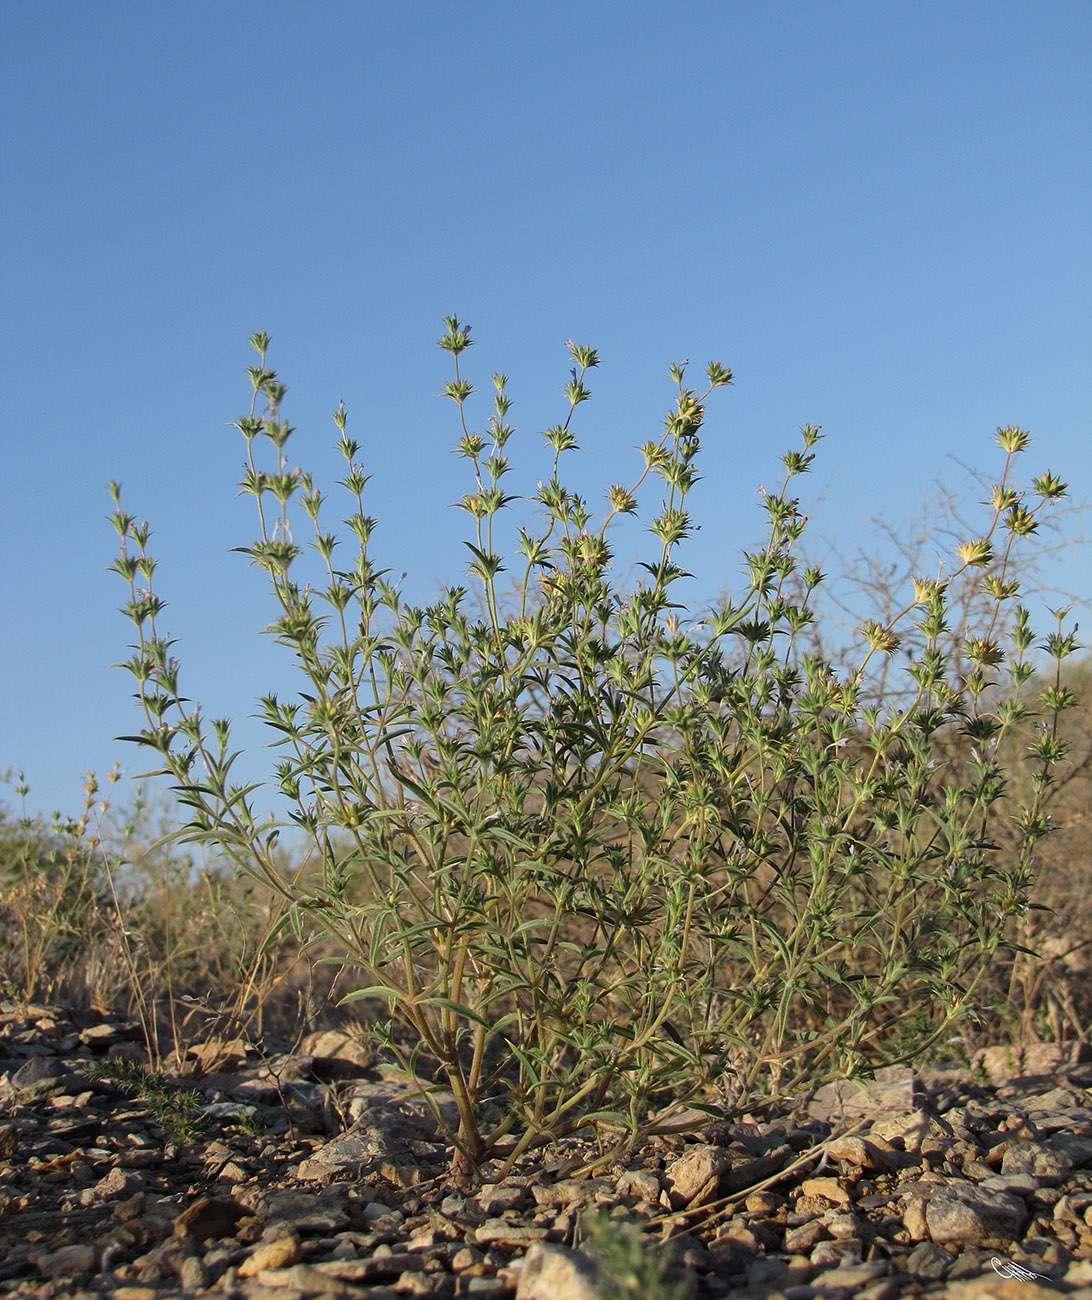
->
[2,2,1089,821]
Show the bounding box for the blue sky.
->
[2,2,1089,821]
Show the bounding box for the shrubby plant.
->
[794,481,1090,1050]
[109,320,1075,1178]
[0,771,115,1007]
[0,773,299,1070]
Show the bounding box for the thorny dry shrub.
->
[0,772,323,1071]
[105,319,1081,1180]
[988,655,1092,1044]
[0,772,113,1009]
[790,477,1091,1052]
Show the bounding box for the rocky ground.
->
[2,1003,1092,1300]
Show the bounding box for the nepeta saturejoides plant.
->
[110,319,1076,1179]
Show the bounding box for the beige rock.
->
[808,1066,920,1123]
[35,1244,96,1279]
[300,1029,373,1067]
[973,1041,1092,1085]
[616,1169,661,1202]
[871,1110,935,1154]
[800,1176,852,1206]
[903,1195,929,1241]
[450,1245,486,1272]
[256,1264,357,1296]
[240,1234,304,1276]
[826,1134,891,1171]
[516,1242,601,1300]
[925,1184,1027,1245]
[785,1218,827,1253]
[663,1144,732,1208]
[475,1219,549,1246]
[944,1276,1073,1300]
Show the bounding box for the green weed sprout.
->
[82,1058,205,1146]
[579,1210,692,1300]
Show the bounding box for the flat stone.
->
[1001,1142,1073,1184]
[475,1218,549,1246]
[616,1169,661,1202]
[35,1243,97,1279]
[11,1058,77,1101]
[477,1180,529,1213]
[255,1264,359,1296]
[809,1260,888,1294]
[253,1187,354,1232]
[974,1042,1092,1085]
[905,1241,953,1279]
[808,1066,920,1123]
[800,1177,852,1206]
[925,1183,1027,1245]
[240,1235,304,1275]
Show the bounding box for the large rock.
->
[298,1029,375,1080]
[516,1242,601,1300]
[807,1065,921,1123]
[945,1274,1080,1300]
[973,1041,1092,1085]
[925,1183,1028,1245]
[663,1144,732,1208]
[11,1057,78,1101]
[1001,1141,1073,1185]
